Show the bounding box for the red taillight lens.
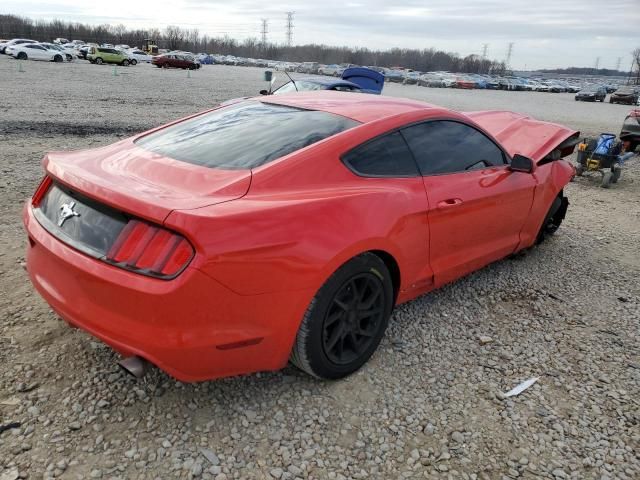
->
[32,176,52,207]
[107,220,194,278]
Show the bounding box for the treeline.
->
[539,67,629,77]
[0,14,507,74]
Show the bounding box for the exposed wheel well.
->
[368,250,401,303]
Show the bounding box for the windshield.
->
[135,101,359,169]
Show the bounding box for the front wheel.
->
[17,52,27,60]
[290,253,394,379]
[130,59,137,65]
[536,193,568,244]
[95,57,103,65]
[122,59,129,66]
[53,54,63,63]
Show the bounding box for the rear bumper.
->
[23,204,313,382]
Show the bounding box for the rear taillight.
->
[106,220,194,278]
[32,176,52,207]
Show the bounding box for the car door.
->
[26,45,49,61]
[342,131,434,296]
[401,120,537,287]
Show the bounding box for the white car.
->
[125,49,152,64]
[39,43,77,61]
[0,38,37,54]
[8,44,66,62]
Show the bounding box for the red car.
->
[152,53,200,69]
[24,92,578,382]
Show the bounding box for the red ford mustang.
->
[24,91,578,381]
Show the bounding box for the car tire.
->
[53,54,63,62]
[17,52,27,60]
[122,59,129,66]
[575,164,584,176]
[130,59,137,65]
[536,193,568,244]
[290,253,394,379]
[95,57,103,65]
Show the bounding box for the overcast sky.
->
[4,0,639,69]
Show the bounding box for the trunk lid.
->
[44,139,252,224]
[341,67,385,94]
[464,110,579,162]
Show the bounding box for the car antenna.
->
[283,70,299,92]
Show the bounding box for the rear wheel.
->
[53,54,63,62]
[95,57,103,65]
[290,253,393,379]
[122,59,130,66]
[130,59,137,65]
[17,52,27,60]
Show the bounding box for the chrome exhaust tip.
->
[118,356,148,378]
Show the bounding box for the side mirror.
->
[259,89,269,95]
[509,154,535,173]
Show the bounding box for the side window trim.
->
[401,118,510,177]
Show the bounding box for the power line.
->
[505,42,514,68]
[286,11,294,47]
[260,18,268,48]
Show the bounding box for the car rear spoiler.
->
[341,67,385,95]
[539,133,581,165]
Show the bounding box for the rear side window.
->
[342,131,419,177]
[135,101,359,169]
[402,121,506,175]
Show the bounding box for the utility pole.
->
[594,56,600,71]
[481,43,488,59]
[615,56,622,72]
[505,42,514,69]
[286,12,294,48]
[260,18,268,49]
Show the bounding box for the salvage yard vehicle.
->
[125,49,152,64]
[609,86,639,105]
[263,68,385,96]
[87,47,130,66]
[23,91,578,382]
[152,53,200,69]
[620,109,640,152]
[39,42,76,61]
[575,85,607,102]
[575,133,623,187]
[8,43,65,62]
[0,38,37,54]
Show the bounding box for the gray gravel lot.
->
[0,57,639,480]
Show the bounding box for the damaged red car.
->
[24,92,578,381]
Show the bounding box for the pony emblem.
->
[58,201,80,226]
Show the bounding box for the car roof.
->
[261,90,441,123]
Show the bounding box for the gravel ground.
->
[0,57,639,480]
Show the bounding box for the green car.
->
[87,47,130,66]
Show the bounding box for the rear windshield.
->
[135,101,359,169]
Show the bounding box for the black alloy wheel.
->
[290,253,394,379]
[322,273,385,366]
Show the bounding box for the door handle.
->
[437,198,463,208]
